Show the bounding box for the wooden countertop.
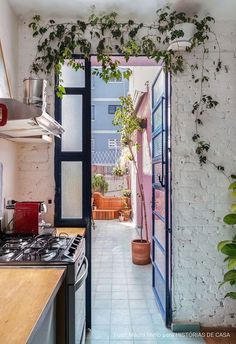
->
[0,267,65,344]
[56,227,86,237]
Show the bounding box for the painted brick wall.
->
[171,20,236,326]
[17,19,55,224]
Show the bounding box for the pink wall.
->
[135,91,152,242]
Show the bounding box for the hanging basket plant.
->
[167,22,196,51]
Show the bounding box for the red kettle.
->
[0,103,8,126]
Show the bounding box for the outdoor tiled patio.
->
[86,220,205,344]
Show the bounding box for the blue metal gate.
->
[151,68,172,327]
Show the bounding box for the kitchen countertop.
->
[0,267,66,344]
[56,227,86,237]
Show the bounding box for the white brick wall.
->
[17,19,55,224]
[17,17,236,326]
[172,20,236,326]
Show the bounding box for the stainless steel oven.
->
[68,255,88,344]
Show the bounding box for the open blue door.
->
[152,68,172,327]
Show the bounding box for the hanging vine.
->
[28,6,236,299]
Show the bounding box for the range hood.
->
[0,98,64,142]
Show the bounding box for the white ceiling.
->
[7,0,236,21]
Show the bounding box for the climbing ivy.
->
[28,6,235,299]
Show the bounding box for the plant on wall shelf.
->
[217,175,236,300]
[112,165,126,177]
[92,174,108,195]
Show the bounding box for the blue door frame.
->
[54,56,92,330]
[151,68,172,327]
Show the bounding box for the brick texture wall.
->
[172,20,236,326]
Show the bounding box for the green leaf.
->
[221,243,236,257]
[224,270,236,282]
[231,204,236,213]
[223,214,236,225]
[225,292,236,299]
[231,190,236,198]
[228,258,236,269]
[217,240,231,251]
[229,181,236,190]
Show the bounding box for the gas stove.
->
[0,233,84,263]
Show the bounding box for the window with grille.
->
[108,104,121,115]
[108,139,120,149]
[91,138,95,152]
[108,75,122,83]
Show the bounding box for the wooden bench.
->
[92,192,131,220]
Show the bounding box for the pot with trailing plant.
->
[113,95,150,265]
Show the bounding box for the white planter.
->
[168,23,196,51]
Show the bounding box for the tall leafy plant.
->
[92,174,108,195]
[218,176,236,299]
[113,95,149,242]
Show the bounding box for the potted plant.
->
[119,211,125,222]
[122,189,131,198]
[168,22,196,51]
[112,165,126,177]
[120,199,132,221]
[113,95,150,265]
[92,174,108,195]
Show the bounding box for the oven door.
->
[68,256,88,344]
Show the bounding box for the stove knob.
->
[69,246,76,255]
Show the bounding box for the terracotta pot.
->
[122,209,131,220]
[119,215,125,222]
[131,240,151,265]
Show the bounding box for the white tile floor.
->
[86,220,205,344]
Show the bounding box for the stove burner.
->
[39,248,58,261]
[30,237,47,249]
[0,249,18,261]
[49,237,68,249]
[4,240,29,249]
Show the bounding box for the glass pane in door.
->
[61,60,85,87]
[153,103,162,131]
[61,95,83,152]
[61,161,83,218]
[153,69,165,106]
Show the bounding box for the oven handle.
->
[75,256,88,290]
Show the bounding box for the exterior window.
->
[91,105,95,120]
[91,75,95,89]
[91,138,95,152]
[108,75,123,83]
[108,139,120,149]
[108,104,121,115]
